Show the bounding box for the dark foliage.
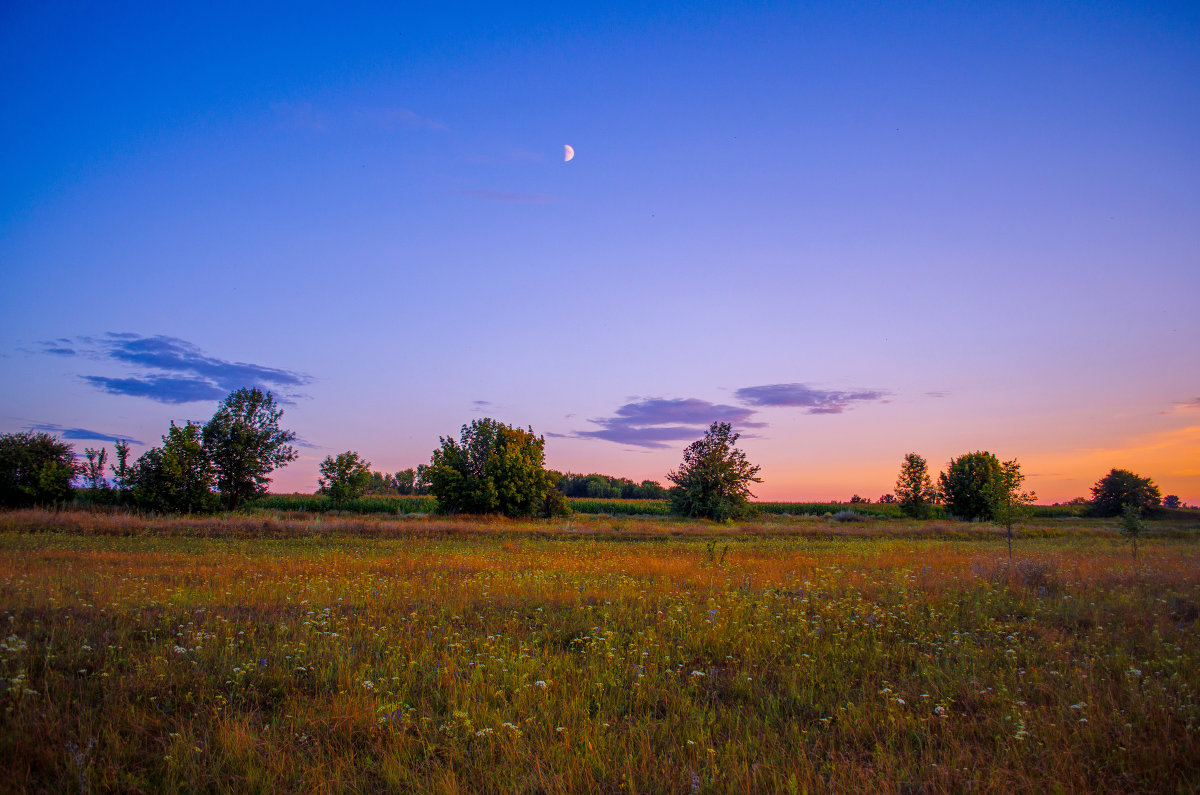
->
[666,422,762,520]
[1090,468,1162,517]
[202,388,297,510]
[938,451,1002,520]
[426,418,565,518]
[0,432,77,507]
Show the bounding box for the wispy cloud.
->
[576,398,765,449]
[461,189,555,204]
[28,423,144,445]
[43,333,313,405]
[734,383,889,414]
[925,390,950,399]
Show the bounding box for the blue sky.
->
[3,1,1198,501]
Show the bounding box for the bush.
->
[1090,469,1161,517]
[0,432,78,507]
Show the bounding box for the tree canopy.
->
[129,422,217,513]
[0,431,77,507]
[426,418,565,518]
[318,451,373,508]
[895,452,936,519]
[1090,468,1161,517]
[666,422,762,520]
[938,451,1001,520]
[202,388,297,510]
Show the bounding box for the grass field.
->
[1,509,1198,792]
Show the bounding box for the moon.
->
[563,144,574,162]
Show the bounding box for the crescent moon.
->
[563,144,574,162]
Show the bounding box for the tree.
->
[984,458,1036,566]
[395,468,417,495]
[666,422,762,520]
[895,453,936,519]
[0,432,78,507]
[82,447,109,492]
[111,440,133,500]
[202,388,297,510]
[1120,503,1145,564]
[319,451,373,509]
[1090,469,1161,518]
[426,418,563,517]
[1163,495,1181,509]
[938,451,1003,520]
[129,422,216,513]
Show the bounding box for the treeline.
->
[319,467,664,500]
[550,472,667,500]
[0,388,297,513]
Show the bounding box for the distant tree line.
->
[549,472,667,500]
[0,405,1188,522]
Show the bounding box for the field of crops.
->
[1,509,1198,792]
[247,494,1097,520]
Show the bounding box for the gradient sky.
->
[3,1,1198,503]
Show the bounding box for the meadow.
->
[1,509,1198,793]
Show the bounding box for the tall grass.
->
[0,510,1197,791]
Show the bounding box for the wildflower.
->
[172,646,187,655]
[556,726,565,732]
[535,680,547,689]
[934,706,946,717]
[362,680,375,690]
[895,698,905,705]
[690,670,705,678]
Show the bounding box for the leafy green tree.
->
[0,431,78,507]
[319,451,373,508]
[666,422,762,521]
[202,388,297,510]
[1120,503,1145,563]
[1090,469,1161,517]
[938,451,1003,520]
[129,422,216,513]
[984,459,1036,566]
[82,447,109,492]
[426,418,562,517]
[895,452,936,519]
[395,468,416,495]
[111,440,133,500]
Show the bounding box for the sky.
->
[2,1,1198,503]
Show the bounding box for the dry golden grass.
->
[0,509,1197,792]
